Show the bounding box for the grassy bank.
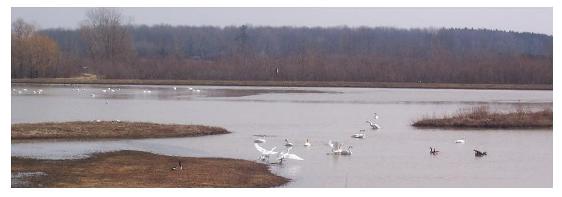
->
[412,106,553,129]
[12,121,229,140]
[12,150,289,188]
[11,78,552,90]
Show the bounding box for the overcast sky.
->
[11,7,553,35]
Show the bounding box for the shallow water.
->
[11,84,552,187]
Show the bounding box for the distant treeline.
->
[12,8,552,84]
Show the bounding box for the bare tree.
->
[12,19,60,78]
[80,8,134,77]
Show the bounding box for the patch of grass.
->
[11,121,230,140]
[11,150,289,188]
[412,106,552,129]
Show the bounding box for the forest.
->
[12,8,553,84]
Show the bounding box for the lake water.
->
[11,84,553,187]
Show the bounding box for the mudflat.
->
[11,150,289,188]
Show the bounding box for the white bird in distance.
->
[274,147,304,164]
[366,120,381,129]
[328,140,353,155]
[254,143,278,162]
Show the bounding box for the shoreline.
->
[412,107,553,129]
[12,150,289,188]
[11,121,230,140]
[12,78,552,90]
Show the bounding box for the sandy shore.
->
[12,150,289,188]
[12,121,230,140]
[11,78,552,90]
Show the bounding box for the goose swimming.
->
[474,149,487,157]
[430,147,440,155]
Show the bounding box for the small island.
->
[12,150,289,187]
[12,121,230,140]
[412,106,552,129]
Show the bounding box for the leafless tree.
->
[80,8,135,77]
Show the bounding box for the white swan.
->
[173,86,177,90]
[304,139,311,147]
[254,143,278,161]
[351,130,366,139]
[366,120,381,129]
[284,139,294,147]
[328,140,340,152]
[274,147,304,164]
[328,140,347,155]
[455,138,465,144]
[373,113,379,120]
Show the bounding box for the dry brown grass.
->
[12,78,552,90]
[11,150,289,188]
[412,106,553,129]
[12,121,229,140]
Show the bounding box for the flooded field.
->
[11,84,552,187]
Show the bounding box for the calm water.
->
[11,84,552,187]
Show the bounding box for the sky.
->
[11,7,553,35]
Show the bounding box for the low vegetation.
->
[412,106,552,129]
[11,78,552,90]
[11,121,230,140]
[11,150,289,187]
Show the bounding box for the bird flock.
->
[14,86,488,163]
[254,112,487,165]
[12,88,43,95]
[13,85,206,98]
[253,113,383,164]
[13,85,206,124]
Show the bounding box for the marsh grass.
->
[412,106,552,129]
[11,121,230,140]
